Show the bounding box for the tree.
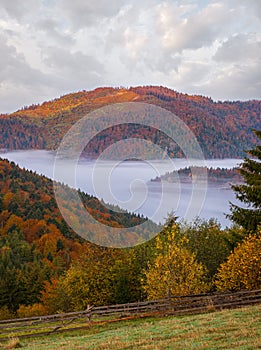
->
[60,246,117,310]
[0,229,51,311]
[215,231,261,291]
[142,222,209,299]
[41,278,71,314]
[180,219,234,281]
[229,129,261,231]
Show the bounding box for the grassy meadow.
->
[3,304,261,350]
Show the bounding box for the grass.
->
[1,305,261,350]
[3,336,21,349]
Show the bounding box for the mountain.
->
[0,86,260,158]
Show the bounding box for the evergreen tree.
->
[56,238,64,252]
[229,129,261,231]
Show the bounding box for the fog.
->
[0,150,243,227]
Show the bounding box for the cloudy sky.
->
[1,0,260,112]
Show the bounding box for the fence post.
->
[166,289,172,312]
[86,305,93,323]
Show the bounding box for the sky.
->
[0,0,260,113]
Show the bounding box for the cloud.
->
[233,0,261,19]
[42,46,105,90]
[214,33,261,63]
[174,61,211,87]
[0,0,260,112]
[57,0,125,29]
[0,34,48,87]
[250,0,261,18]
[0,34,57,112]
[1,0,41,21]
[36,19,75,46]
[206,32,261,100]
[195,61,261,101]
[157,2,232,53]
[102,4,182,73]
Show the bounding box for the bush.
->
[16,303,47,318]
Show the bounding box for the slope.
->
[0,86,260,158]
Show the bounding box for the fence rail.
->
[0,289,260,341]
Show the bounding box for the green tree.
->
[229,129,261,231]
[180,219,237,281]
[110,250,145,304]
[0,229,50,311]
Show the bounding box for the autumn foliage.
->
[0,138,260,318]
[0,155,259,318]
[143,223,209,299]
[0,86,260,158]
[215,232,261,291]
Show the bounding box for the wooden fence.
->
[0,289,260,341]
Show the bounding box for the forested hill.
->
[151,167,243,184]
[1,86,260,158]
[0,158,156,249]
[0,157,158,312]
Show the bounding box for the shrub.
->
[16,303,47,318]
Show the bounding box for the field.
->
[3,305,261,350]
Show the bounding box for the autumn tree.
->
[215,231,261,291]
[142,222,209,299]
[41,278,72,314]
[229,129,261,231]
[54,245,117,311]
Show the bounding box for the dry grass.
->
[4,336,21,350]
[2,305,261,349]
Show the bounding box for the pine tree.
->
[229,129,261,231]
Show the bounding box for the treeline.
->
[151,167,243,183]
[0,118,46,150]
[0,159,260,319]
[1,86,260,158]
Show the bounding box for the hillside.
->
[0,86,260,158]
[151,167,243,184]
[0,158,160,311]
[0,158,157,248]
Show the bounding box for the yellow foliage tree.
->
[17,303,47,318]
[143,223,209,299]
[56,245,118,311]
[215,232,261,291]
[3,192,14,209]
